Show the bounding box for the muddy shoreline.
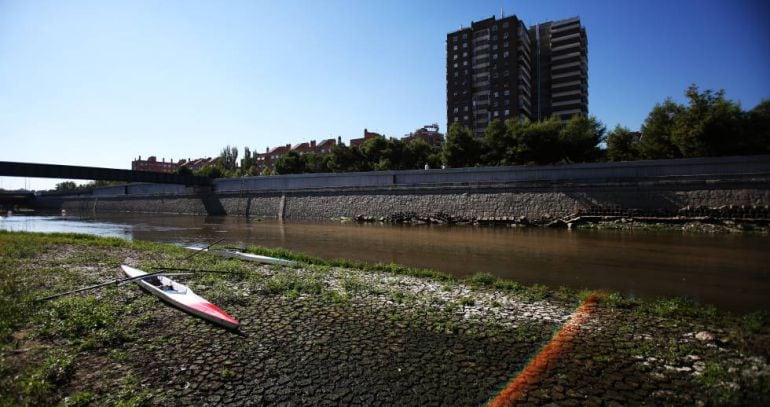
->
[1,232,768,405]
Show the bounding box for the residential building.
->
[530,17,588,120]
[350,129,383,148]
[132,156,178,173]
[403,124,445,147]
[447,14,588,136]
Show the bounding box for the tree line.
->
[192,84,770,178]
[606,85,770,161]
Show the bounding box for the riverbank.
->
[1,232,768,405]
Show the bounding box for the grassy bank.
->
[1,231,768,405]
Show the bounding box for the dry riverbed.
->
[1,231,768,406]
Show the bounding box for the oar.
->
[179,238,226,261]
[151,266,248,276]
[36,270,192,302]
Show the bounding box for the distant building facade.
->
[132,156,217,173]
[447,14,588,136]
[132,156,178,173]
[254,138,339,172]
[402,124,445,147]
[350,129,383,148]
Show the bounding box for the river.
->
[1,212,768,312]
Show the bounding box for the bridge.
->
[0,161,211,187]
[0,190,35,209]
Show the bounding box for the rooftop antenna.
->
[500,8,504,18]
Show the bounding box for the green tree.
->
[744,99,770,154]
[327,144,368,172]
[442,123,481,168]
[219,145,239,171]
[55,181,77,191]
[671,85,744,157]
[606,125,640,161]
[481,119,509,165]
[359,136,388,168]
[175,166,193,176]
[405,139,440,169]
[509,117,563,165]
[274,151,307,174]
[195,165,224,179]
[240,147,255,174]
[558,115,606,163]
[637,98,684,159]
[303,153,331,173]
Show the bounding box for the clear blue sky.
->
[1,0,769,190]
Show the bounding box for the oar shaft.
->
[36,269,173,302]
[181,238,226,261]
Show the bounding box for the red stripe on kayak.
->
[188,301,239,326]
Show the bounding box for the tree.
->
[480,119,509,166]
[327,144,368,172]
[195,165,224,179]
[274,151,307,174]
[606,125,640,161]
[671,85,743,157]
[240,146,255,174]
[359,136,388,168]
[744,99,770,154]
[175,166,193,176]
[55,181,77,191]
[303,153,331,173]
[558,115,606,163]
[405,138,440,169]
[219,145,239,171]
[442,123,481,168]
[637,98,684,159]
[509,117,563,165]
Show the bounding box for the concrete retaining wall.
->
[33,155,770,220]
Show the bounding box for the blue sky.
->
[1,0,769,190]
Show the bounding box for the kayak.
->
[185,246,297,267]
[121,265,239,330]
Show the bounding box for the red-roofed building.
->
[350,129,383,148]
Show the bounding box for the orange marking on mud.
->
[488,294,600,407]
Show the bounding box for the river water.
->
[2,213,768,312]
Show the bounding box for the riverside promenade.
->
[1,232,768,405]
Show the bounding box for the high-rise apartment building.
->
[446,15,587,136]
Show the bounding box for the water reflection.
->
[1,213,768,312]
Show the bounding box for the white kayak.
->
[121,265,239,330]
[185,246,297,267]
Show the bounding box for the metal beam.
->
[0,161,211,186]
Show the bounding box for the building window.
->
[502,22,509,28]
[462,33,467,39]
[462,51,467,57]
[492,44,498,50]
[463,42,468,48]
[503,51,509,58]
[463,60,467,66]
[453,72,458,77]
[454,116,459,122]
[453,36,458,42]
[505,109,510,115]
[503,32,509,39]
[493,91,499,97]
[453,107,459,113]
[463,115,469,120]
[463,106,468,112]
[453,45,458,50]
[493,111,499,117]
[453,63,458,68]
[504,90,510,96]
[453,54,458,60]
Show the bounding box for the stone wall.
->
[33,155,770,220]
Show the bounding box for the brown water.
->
[2,213,769,312]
